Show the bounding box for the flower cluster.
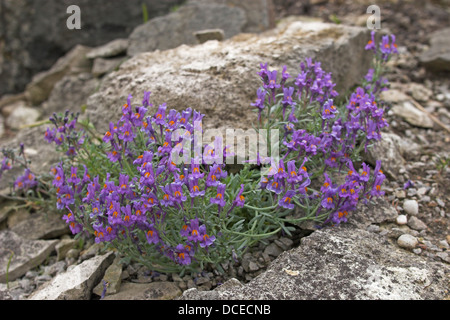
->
[0,30,396,274]
[47,91,251,272]
[251,31,397,226]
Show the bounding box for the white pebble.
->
[397,234,418,249]
[396,214,408,225]
[403,199,419,216]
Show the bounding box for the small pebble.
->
[397,234,418,249]
[403,199,419,216]
[396,214,408,225]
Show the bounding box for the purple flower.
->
[265,70,280,90]
[108,201,122,226]
[199,225,216,248]
[187,219,203,243]
[403,180,414,190]
[67,166,80,185]
[154,103,167,125]
[210,183,226,208]
[282,87,296,108]
[118,174,131,195]
[171,183,187,204]
[44,127,56,143]
[365,31,376,51]
[205,165,220,188]
[286,160,301,185]
[322,99,338,120]
[107,150,121,163]
[130,106,148,127]
[160,185,175,207]
[175,244,191,265]
[146,225,160,245]
[232,184,245,208]
[266,177,284,194]
[321,189,336,210]
[103,122,117,143]
[118,121,135,142]
[142,91,152,107]
[140,162,155,187]
[279,190,295,209]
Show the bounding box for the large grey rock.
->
[41,73,100,117]
[0,126,60,191]
[189,0,276,33]
[25,45,93,105]
[392,101,434,129]
[364,132,420,179]
[28,251,115,300]
[88,19,372,134]
[10,212,69,240]
[127,2,247,56]
[5,102,41,130]
[86,39,129,60]
[0,0,186,96]
[181,225,450,300]
[0,230,59,283]
[103,281,182,300]
[419,28,450,72]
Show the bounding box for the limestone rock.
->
[181,226,449,300]
[189,0,276,33]
[42,73,100,117]
[419,27,450,72]
[6,103,41,130]
[127,2,247,56]
[397,234,418,250]
[392,101,434,129]
[55,239,78,261]
[92,258,123,296]
[25,45,93,105]
[103,281,182,300]
[403,200,419,216]
[28,251,115,300]
[10,212,69,240]
[92,57,126,78]
[88,19,372,134]
[0,230,59,283]
[0,0,185,96]
[364,132,407,180]
[86,39,129,59]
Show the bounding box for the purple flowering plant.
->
[1,31,397,274]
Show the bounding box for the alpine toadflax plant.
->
[1,31,396,275]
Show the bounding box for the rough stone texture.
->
[91,57,126,78]
[127,2,247,56]
[41,73,100,117]
[103,281,182,300]
[28,251,115,300]
[0,230,59,283]
[88,19,372,134]
[397,234,419,250]
[190,0,276,34]
[0,126,60,191]
[92,257,123,296]
[419,27,450,72]
[86,39,129,60]
[364,132,407,180]
[55,239,77,261]
[5,103,41,130]
[25,45,93,105]
[0,0,186,96]
[403,199,419,216]
[181,225,449,300]
[10,212,69,240]
[392,101,434,129]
